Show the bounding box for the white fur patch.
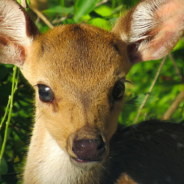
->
[35,132,82,184]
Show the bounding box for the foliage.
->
[0,0,184,183]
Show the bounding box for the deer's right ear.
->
[112,0,184,64]
[0,0,39,68]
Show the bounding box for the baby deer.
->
[0,0,184,183]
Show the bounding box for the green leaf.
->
[88,18,112,31]
[94,5,112,17]
[172,39,184,52]
[80,14,91,22]
[112,5,124,14]
[26,0,31,6]
[39,26,50,34]
[16,0,30,6]
[43,6,74,15]
[0,157,8,175]
[16,0,21,4]
[60,0,65,7]
[74,0,98,23]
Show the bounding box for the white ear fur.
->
[0,0,38,68]
[113,0,184,63]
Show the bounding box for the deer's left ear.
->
[0,0,39,68]
[112,0,184,64]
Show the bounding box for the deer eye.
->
[38,84,54,102]
[112,81,125,100]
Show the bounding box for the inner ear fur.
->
[0,0,39,67]
[112,0,184,63]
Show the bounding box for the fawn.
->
[0,0,184,183]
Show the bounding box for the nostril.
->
[72,136,106,162]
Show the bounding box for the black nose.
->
[72,136,106,161]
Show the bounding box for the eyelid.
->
[118,78,126,83]
[34,84,50,89]
[124,79,132,84]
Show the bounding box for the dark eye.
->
[38,84,54,102]
[112,81,125,100]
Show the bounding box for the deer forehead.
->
[23,24,131,93]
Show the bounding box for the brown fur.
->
[0,0,184,183]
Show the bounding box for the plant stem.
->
[133,57,167,124]
[0,66,17,166]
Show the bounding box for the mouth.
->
[72,157,94,164]
[70,157,100,170]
